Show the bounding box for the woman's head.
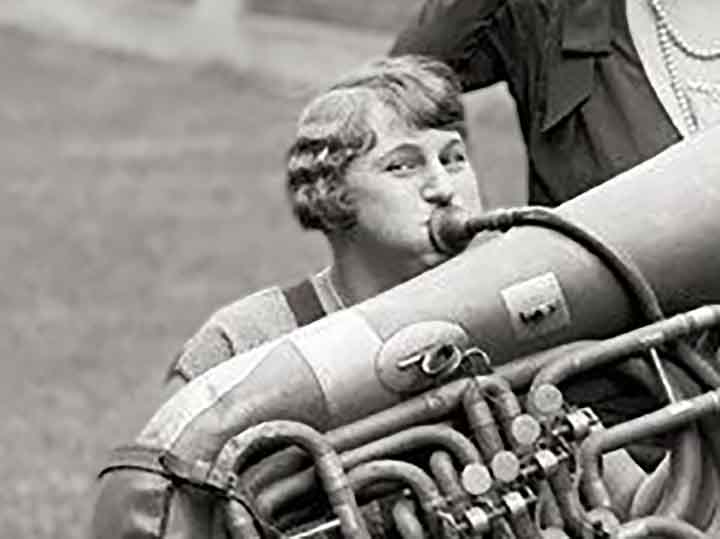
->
[286,55,483,272]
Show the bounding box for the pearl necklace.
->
[687,79,720,102]
[647,0,720,135]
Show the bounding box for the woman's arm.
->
[390,0,509,90]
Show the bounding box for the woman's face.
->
[343,100,484,274]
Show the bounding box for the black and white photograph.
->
[3,1,720,538]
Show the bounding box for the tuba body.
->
[93,126,720,538]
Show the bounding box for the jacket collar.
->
[540,0,613,131]
[562,0,612,54]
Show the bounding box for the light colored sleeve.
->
[167,286,298,382]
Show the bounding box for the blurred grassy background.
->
[0,3,524,538]
[251,0,423,31]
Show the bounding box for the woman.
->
[391,0,720,206]
[168,54,485,384]
[91,54,485,539]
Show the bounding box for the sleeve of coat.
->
[389,0,508,90]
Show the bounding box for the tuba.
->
[93,126,720,538]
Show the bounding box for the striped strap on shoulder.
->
[281,277,326,328]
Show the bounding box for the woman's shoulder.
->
[208,285,300,351]
[390,0,558,91]
[170,285,300,382]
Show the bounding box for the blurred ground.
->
[0,4,524,538]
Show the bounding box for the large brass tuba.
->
[93,126,720,538]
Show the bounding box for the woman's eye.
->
[385,161,418,174]
[442,150,468,169]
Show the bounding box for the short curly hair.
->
[286,55,465,232]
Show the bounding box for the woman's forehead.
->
[365,99,463,149]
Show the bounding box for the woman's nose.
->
[421,167,455,205]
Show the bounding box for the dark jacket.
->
[391,0,681,205]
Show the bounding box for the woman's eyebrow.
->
[374,143,423,165]
[440,136,465,153]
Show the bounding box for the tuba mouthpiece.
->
[428,205,474,255]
